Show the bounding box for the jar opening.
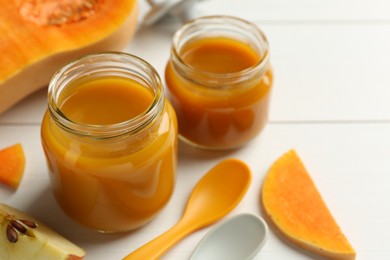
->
[48,52,165,138]
[171,15,270,87]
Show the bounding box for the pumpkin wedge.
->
[261,150,356,259]
[0,0,138,114]
[0,144,25,190]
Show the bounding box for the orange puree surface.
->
[166,37,273,149]
[41,76,177,232]
[181,37,259,73]
[60,77,153,125]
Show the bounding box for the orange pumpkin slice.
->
[261,150,356,259]
[0,144,25,189]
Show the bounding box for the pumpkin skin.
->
[261,150,356,259]
[0,0,138,114]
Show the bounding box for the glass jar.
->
[41,52,178,232]
[165,16,273,150]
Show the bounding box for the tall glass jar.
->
[41,52,178,232]
[165,16,273,150]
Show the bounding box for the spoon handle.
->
[122,220,193,260]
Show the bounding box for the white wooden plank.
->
[267,23,390,122]
[140,0,390,23]
[0,88,47,125]
[1,123,389,259]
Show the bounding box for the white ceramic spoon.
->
[190,213,268,260]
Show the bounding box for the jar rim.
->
[48,52,165,138]
[171,15,270,85]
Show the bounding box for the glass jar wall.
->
[165,16,273,150]
[41,52,178,232]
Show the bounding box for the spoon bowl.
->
[190,213,269,260]
[123,158,252,259]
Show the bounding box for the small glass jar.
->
[165,16,273,150]
[41,52,178,232]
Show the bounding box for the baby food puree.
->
[166,16,273,150]
[41,53,177,232]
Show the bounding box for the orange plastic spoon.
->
[123,158,252,260]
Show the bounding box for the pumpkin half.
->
[261,150,356,259]
[0,0,138,114]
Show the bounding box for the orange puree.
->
[41,76,177,232]
[181,37,259,73]
[60,77,153,125]
[166,37,273,149]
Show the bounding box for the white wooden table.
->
[1,0,390,259]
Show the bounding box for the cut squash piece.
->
[0,203,85,259]
[0,0,138,114]
[0,144,25,190]
[261,150,356,259]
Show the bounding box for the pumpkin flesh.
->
[0,143,25,189]
[261,150,356,259]
[0,0,138,114]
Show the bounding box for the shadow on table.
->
[24,186,130,247]
[177,139,239,163]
